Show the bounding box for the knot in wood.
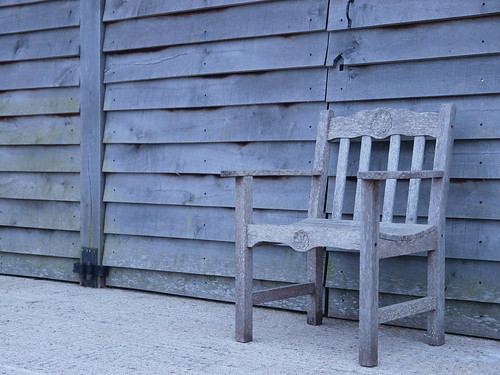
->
[292,230,310,251]
[370,109,393,137]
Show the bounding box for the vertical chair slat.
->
[354,136,372,221]
[406,136,426,223]
[382,135,401,223]
[331,138,350,219]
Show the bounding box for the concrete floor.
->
[1,275,498,375]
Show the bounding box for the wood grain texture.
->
[104,104,323,144]
[0,0,49,6]
[104,0,328,51]
[0,198,80,231]
[105,33,327,83]
[103,234,307,283]
[326,253,500,304]
[328,0,500,30]
[0,145,79,172]
[103,142,315,174]
[0,253,79,281]
[328,95,500,140]
[0,27,79,62]
[103,0,274,21]
[0,115,80,145]
[0,227,79,258]
[0,0,79,35]
[104,203,307,242]
[104,69,327,110]
[0,87,79,116]
[328,289,500,340]
[0,172,79,201]
[328,55,500,102]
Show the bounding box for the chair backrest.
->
[310,105,455,226]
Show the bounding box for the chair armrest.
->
[221,169,322,177]
[357,170,445,180]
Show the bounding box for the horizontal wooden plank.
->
[328,0,500,30]
[0,198,80,231]
[0,87,79,116]
[0,115,80,145]
[0,0,79,35]
[105,33,328,83]
[326,253,500,304]
[0,226,79,257]
[0,27,79,62]
[103,142,315,174]
[0,145,79,172]
[0,252,79,282]
[104,69,327,110]
[103,0,274,21]
[104,0,328,51]
[328,55,500,102]
[328,289,499,339]
[104,203,307,242]
[0,0,49,7]
[103,234,308,283]
[104,173,310,211]
[451,139,500,179]
[0,172,79,201]
[106,268,307,312]
[328,16,500,66]
[104,103,323,144]
[0,58,79,91]
[328,95,500,140]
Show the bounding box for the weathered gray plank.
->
[104,203,307,242]
[106,268,307,312]
[326,253,500,304]
[105,33,327,83]
[104,0,328,51]
[328,0,500,30]
[329,95,500,140]
[328,16,500,66]
[328,55,500,102]
[0,227,79,257]
[0,0,79,35]
[0,145,79,172]
[0,198,80,231]
[0,58,79,90]
[104,104,323,144]
[0,172,79,201]
[0,27,79,62]
[103,0,273,21]
[328,289,499,340]
[103,142,314,174]
[80,0,106,267]
[104,69,327,110]
[103,234,307,283]
[0,87,79,116]
[0,253,79,281]
[0,115,80,145]
[104,173,311,211]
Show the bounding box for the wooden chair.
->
[221,104,455,367]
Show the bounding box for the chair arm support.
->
[357,170,444,181]
[221,169,322,177]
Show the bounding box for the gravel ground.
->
[0,275,498,375]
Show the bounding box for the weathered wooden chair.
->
[221,104,455,367]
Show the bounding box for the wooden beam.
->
[80,0,106,285]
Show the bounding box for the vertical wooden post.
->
[235,176,254,342]
[80,0,106,287]
[359,178,380,367]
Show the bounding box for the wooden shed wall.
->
[0,0,498,339]
[0,0,80,281]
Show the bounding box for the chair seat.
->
[247,219,437,258]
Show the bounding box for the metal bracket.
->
[73,247,109,287]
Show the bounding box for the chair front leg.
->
[359,179,381,367]
[235,176,254,343]
[307,247,324,325]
